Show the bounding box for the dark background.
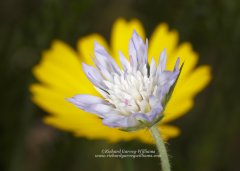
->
[1,0,240,170]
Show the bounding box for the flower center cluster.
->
[67,30,181,129]
[103,65,158,116]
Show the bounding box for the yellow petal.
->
[77,34,109,65]
[163,99,194,123]
[76,124,180,144]
[173,65,212,100]
[33,41,97,95]
[30,18,212,144]
[45,115,151,143]
[162,66,211,123]
[42,41,83,75]
[111,18,145,63]
[33,58,89,95]
[167,42,198,79]
[149,23,178,63]
[158,125,180,141]
[45,114,179,144]
[30,84,95,115]
[30,83,180,144]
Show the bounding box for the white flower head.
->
[67,30,181,131]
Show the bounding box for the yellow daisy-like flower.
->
[30,18,211,144]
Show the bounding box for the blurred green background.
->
[1,0,240,171]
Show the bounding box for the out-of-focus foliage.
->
[0,0,240,171]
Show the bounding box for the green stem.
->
[150,124,171,171]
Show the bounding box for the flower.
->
[67,31,181,131]
[30,18,211,143]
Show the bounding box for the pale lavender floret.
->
[102,106,162,129]
[94,42,120,75]
[102,114,139,128]
[66,94,118,118]
[67,30,181,130]
[82,63,106,90]
[119,51,131,72]
[156,59,180,101]
[102,95,163,128]
[157,48,167,73]
[129,30,148,71]
[93,42,122,82]
[150,58,157,76]
[133,107,162,123]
